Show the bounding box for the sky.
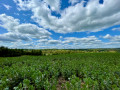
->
[0,0,120,49]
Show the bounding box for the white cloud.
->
[104,41,120,48]
[36,36,104,49]
[14,13,19,15]
[14,0,120,33]
[106,42,120,45]
[3,4,11,10]
[0,32,31,42]
[112,27,120,31]
[37,39,48,43]
[14,23,51,39]
[59,36,63,39]
[13,0,60,11]
[63,36,102,45]
[44,0,60,11]
[9,41,35,49]
[0,14,19,32]
[0,14,51,41]
[2,34,120,49]
[37,39,61,45]
[103,34,112,39]
[48,40,61,44]
[103,34,120,42]
[69,0,82,5]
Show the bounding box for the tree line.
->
[0,46,42,57]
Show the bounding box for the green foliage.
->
[0,53,120,89]
[0,46,42,57]
[0,46,23,57]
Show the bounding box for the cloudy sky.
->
[0,0,120,49]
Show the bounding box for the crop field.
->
[0,53,120,90]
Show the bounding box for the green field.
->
[0,53,120,90]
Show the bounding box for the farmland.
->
[0,52,120,90]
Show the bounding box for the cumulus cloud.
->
[103,34,112,39]
[14,0,120,33]
[0,14,19,32]
[2,34,120,49]
[3,4,11,10]
[37,36,103,46]
[9,41,35,49]
[14,23,51,39]
[59,36,63,39]
[106,42,120,45]
[0,14,51,41]
[48,40,61,44]
[69,0,81,5]
[13,0,60,11]
[37,39,61,44]
[103,34,120,42]
[44,0,60,11]
[0,33,31,42]
[112,27,120,31]
[37,39,48,43]
[36,35,104,49]
[63,36,102,45]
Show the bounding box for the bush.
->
[0,46,42,57]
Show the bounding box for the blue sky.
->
[0,0,120,49]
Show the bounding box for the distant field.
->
[0,53,120,90]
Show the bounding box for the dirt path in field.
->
[57,77,67,90]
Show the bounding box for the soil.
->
[57,77,67,90]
